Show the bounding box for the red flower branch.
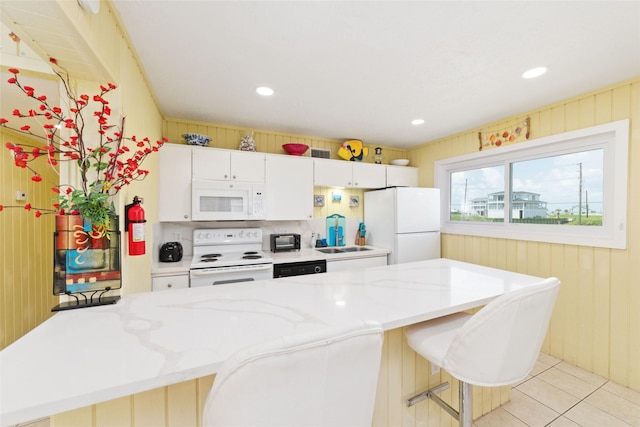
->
[0,60,167,234]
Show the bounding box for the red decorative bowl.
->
[282,143,309,156]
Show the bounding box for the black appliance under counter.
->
[273,259,327,278]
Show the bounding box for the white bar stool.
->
[405,277,560,427]
[203,320,384,427]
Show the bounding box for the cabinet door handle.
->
[167,283,173,288]
[232,175,236,180]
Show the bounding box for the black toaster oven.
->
[270,233,301,252]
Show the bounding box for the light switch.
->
[16,191,26,201]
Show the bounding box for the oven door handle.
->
[190,264,273,276]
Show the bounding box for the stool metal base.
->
[407,380,473,427]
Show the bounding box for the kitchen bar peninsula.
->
[0,259,546,427]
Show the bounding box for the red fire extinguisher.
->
[125,196,146,256]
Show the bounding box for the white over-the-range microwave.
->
[191,179,266,221]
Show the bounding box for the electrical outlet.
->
[431,364,440,375]
[174,232,182,241]
[16,191,26,201]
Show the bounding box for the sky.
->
[451,149,604,214]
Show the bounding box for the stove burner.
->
[201,258,219,263]
[242,255,262,260]
[201,253,222,258]
[244,251,259,255]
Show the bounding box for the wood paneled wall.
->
[409,77,640,392]
[1,0,164,348]
[163,117,409,161]
[6,0,637,424]
[0,129,58,350]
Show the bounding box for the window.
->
[510,149,603,225]
[435,120,628,249]
[450,166,504,222]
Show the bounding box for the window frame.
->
[434,120,629,249]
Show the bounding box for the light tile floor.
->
[15,354,640,427]
[475,353,640,427]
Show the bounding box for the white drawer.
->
[152,275,189,291]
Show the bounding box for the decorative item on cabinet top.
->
[390,159,410,166]
[239,131,257,151]
[338,139,368,161]
[282,143,309,156]
[183,133,212,146]
[374,147,383,164]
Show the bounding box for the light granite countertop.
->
[0,258,544,427]
[269,245,391,263]
[150,246,391,276]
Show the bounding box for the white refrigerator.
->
[364,187,440,264]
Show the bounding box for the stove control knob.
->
[238,230,245,238]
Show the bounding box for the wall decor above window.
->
[478,117,530,151]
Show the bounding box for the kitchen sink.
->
[316,248,345,254]
[316,246,373,254]
[341,247,372,252]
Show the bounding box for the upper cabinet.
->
[386,165,418,187]
[157,145,421,223]
[354,162,387,188]
[314,159,386,188]
[192,147,265,183]
[265,155,314,220]
[158,144,192,221]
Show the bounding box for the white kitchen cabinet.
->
[158,143,192,221]
[314,158,386,188]
[265,155,313,220]
[152,274,189,291]
[386,165,418,187]
[353,162,386,188]
[192,147,265,183]
[326,255,387,273]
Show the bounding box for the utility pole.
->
[585,190,589,218]
[577,162,583,225]
[463,178,468,219]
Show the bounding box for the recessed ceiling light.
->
[411,119,425,126]
[256,86,274,96]
[522,67,547,79]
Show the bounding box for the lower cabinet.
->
[326,255,387,273]
[152,274,189,291]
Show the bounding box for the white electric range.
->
[189,228,273,287]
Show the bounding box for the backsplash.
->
[153,217,364,260]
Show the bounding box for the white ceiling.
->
[110,1,640,148]
[4,2,639,149]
